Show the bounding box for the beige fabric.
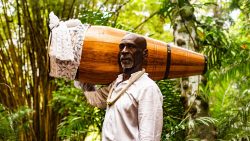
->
[107,69,145,106]
[49,12,90,80]
[84,70,163,141]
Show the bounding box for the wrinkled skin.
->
[119,43,143,69]
[118,34,148,81]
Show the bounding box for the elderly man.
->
[79,33,163,141]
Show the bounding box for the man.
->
[78,33,163,141]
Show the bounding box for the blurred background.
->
[0,0,249,140]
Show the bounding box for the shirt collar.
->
[116,68,146,85]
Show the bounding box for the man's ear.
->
[142,49,148,67]
[143,49,148,58]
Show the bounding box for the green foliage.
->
[50,79,105,140]
[157,79,186,140]
[197,2,250,139]
[159,0,194,24]
[116,0,173,42]
[158,79,218,141]
[205,54,250,140]
[0,104,15,141]
[0,104,33,141]
[160,0,250,140]
[196,16,233,69]
[79,10,113,26]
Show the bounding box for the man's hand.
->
[82,83,96,91]
[74,81,96,91]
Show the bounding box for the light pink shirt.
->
[84,71,163,141]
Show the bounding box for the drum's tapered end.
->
[203,56,208,74]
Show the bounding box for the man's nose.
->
[121,46,129,53]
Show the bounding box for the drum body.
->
[77,26,207,84]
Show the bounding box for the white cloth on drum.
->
[48,12,90,80]
[49,12,75,61]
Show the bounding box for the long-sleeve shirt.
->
[84,70,163,141]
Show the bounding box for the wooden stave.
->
[77,26,206,84]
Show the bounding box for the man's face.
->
[118,34,146,70]
[119,43,142,69]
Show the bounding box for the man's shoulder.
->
[136,73,159,88]
[133,74,163,100]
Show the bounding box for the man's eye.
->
[119,44,125,50]
[127,44,135,48]
[127,44,132,48]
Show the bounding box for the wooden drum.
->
[77,26,207,84]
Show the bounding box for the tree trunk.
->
[171,1,217,140]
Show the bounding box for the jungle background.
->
[0,0,249,140]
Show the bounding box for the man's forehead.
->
[121,34,140,43]
[120,39,136,46]
[120,33,147,48]
[122,34,139,40]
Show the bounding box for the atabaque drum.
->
[76,26,207,84]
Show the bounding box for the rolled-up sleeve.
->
[84,86,109,109]
[138,86,163,141]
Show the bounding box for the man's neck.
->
[122,66,142,81]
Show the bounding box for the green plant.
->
[0,104,33,141]
[157,79,185,140]
[200,6,250,139]
[50,79,105,140]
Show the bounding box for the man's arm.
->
[138,85,163,141]
[74,81,112,109]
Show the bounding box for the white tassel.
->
[49,12,74,61]
[65,19,82,28]
[49,12,60,30]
